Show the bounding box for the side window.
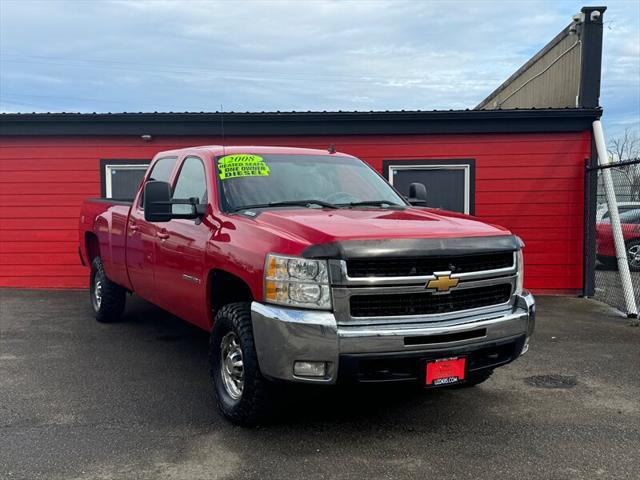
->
[620,206,634,215]
[140,156,177,209]
[148,157,177,182]
[172,157,208,215]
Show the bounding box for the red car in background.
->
[597,209,640,271]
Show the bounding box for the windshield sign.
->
[218,154,270,180]
[216,154,406,212]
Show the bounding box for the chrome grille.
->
[346,252,514,278]
[329,251,518,325]
[349,284,512,317]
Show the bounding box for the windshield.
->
[215,154,406,212]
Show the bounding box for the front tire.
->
[627,240,640,272]
[210,302,270,426]
[90,257,126,322]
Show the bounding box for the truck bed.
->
[79,198,134,291]
[84,198,133,206]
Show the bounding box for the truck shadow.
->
[116,295,488,429]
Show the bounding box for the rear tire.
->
[210,302,271,426]
[450,369,493,389]
[90,257,126,322]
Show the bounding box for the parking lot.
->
[1,289,639,480]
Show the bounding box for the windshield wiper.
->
[233,200,339,212]
[338,200,404,209]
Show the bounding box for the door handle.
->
[157,230,170,240]
[129,222,139,232]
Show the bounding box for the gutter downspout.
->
[593,120,638,318]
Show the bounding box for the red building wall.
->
[0,131,590,293]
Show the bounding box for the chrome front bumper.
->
[251,292,535,384]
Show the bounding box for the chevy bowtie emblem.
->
[426,272,459,292]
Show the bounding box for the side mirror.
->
[144,181,207,222]
[407,182,427,206]
[144,181,172,222]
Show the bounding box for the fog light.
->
[294,361,327,377]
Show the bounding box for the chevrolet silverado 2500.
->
[79,145,535,425]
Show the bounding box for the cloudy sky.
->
[1,0,638,138]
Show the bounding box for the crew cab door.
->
[154,155,211,328]
[126,156,178,303]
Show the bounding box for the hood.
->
[250,207,510,246]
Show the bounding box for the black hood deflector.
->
[302,235,523,260]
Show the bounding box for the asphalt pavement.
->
[1,289,639,480]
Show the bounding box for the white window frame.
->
[104,164,149,199]
[388,164,471,214]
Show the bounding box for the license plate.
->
[425,357,466,386]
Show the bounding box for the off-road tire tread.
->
[210,302,270,426]
[90,257,126,322]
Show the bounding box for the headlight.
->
[515,250,525,295]
[264,254,331,309]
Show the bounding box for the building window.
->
[100,160,150,201]
[383,159,476,215]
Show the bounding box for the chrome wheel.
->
[220,332,244,400]
[628,244,640,269]
[93,276,103,310]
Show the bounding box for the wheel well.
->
[85,233,100,262]
[208,269,254,317]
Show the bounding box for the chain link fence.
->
[591,158,640,315]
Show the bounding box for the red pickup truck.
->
[79,145,535,425]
